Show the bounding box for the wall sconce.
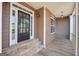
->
[61,11,64,18]
[36,12,40,17]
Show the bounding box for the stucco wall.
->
[56,17,70,39]
[46,8,55,45]
[36,7,44,43]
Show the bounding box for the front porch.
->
[0,39,43,56]
[0,38,75,56]
[0,2,78,56]
[33,38,75,56]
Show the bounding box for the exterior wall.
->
[36,7,44,43]
[34,11,38,38]
[56,16,70,39]
[46,8,55,45]
[2,2,10,49]
[18,2,35,11]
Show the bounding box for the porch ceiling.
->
[27,2,75,17]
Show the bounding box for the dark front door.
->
[18,10,30,42]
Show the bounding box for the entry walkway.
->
[33,39,75,56]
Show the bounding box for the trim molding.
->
[12,2,34,14]
[0,2,2,53]
[43,6,46,48]
[76,2,78,56]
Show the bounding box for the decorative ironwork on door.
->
[18,10,30,42]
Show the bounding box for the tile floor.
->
[33,39,75,56]
[0,38,75,56]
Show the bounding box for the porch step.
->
[2,39,43,56]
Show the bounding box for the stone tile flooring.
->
[0,38,75,56]
[0,39,43,56]
[33,39,75,56]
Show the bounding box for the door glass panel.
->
[31,16,32,36]
[18,11,22,33]
[18,10,30,42]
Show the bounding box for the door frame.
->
[0,2,2,53]
[10,2,34,46]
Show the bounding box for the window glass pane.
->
[18,12,23,33]
[12,23,15,40]
[18,11,30,34]
[12,10,16,40]
[51,26,55,33]
[73,15,76,34]
[12,10,15,16]
[31,16,32,36]
[51,18,55,33]
[51,19,54,25]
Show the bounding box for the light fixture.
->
[61,11,64,18]
[36,12,40,17]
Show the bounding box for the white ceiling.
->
[27,2,75,17]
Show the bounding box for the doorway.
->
[10,3,34,46]
[18,10,30,42]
